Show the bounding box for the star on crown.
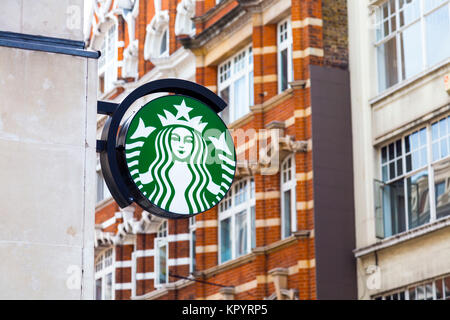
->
[158,100,208,133]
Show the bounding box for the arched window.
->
[218,177,255,264]
[95,247,114,300]
[281,154,297,238]
[144,11,170,60]
[155,220,168,286]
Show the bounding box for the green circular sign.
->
[123,95,236,217]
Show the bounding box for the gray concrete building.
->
[0,0,97,299]
[348,0,450,299]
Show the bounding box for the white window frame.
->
[155,220,169,287]
[98,22,118,94]
[277,17,294,93]
[218,177,255,264]
[374,0,450,92]
[96,157,111,204]
[94,247,115,300]
[189,216,196,273]
[377,114,450,238]
[217,45,254,124]
[281,154,297,238]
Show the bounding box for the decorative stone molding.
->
[144,10,170,61]
[266,267,299,300]
[175,0,196,37]
[118,0,140,78]
[220,287,235,300]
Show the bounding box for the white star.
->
[173,99,192,120]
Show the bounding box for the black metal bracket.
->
[97,101,119,115]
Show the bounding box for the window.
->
[218,178,256,264]
[277,18,293,93]
[98,23,117,94]
[189,216,196,273]
[375,274,450,300]
[218,46,254,124]
[375,115,450,238]
[375,0,450,92]
[95,248,114,300]
[96,158,111,203]
[159,28,169,57]
[155,221,168,286]
[281,155,297,238]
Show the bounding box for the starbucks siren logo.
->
[124,95,236,215]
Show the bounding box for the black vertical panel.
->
[310,65,357,299]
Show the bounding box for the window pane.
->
[416,285,425,300]
[97,172,104,203]
[234,76,248,121]
[251,206,256,249]
[160,30,167,56]
[283,190,292,238]
[280,48,288,91]
[220,218,231,263]
[377,37,398,91]
[424,0,448,12]
[95,279,102,300]
[382,179,406,236]
[445,277,450,299]
[425,282,434,300]
[399,0,420,27]
[426,6,450,67]
[249,70,254,107]
[235,210,247,257]
[408,287,416,300]
[105,273,112,300]
[407,170,430,229]
[400,22,423,79]
[434,159,450,219]
[158,243,167,284]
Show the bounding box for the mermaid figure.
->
[136,100,222,214]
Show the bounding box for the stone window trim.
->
[144,10,170,61]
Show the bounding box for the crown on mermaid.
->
[158,99,207,133]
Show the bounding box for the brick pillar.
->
[168,219,190,283]
[136,233,155,296]
[115,244,133,300]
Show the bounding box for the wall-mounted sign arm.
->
[97,100,119,116]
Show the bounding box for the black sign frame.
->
[97,79,229,218]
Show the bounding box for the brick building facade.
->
[87,0,356,300]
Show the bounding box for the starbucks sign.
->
[99,79,236,218]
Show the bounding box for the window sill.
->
[354,215,450,258]
[369,58,450,107]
